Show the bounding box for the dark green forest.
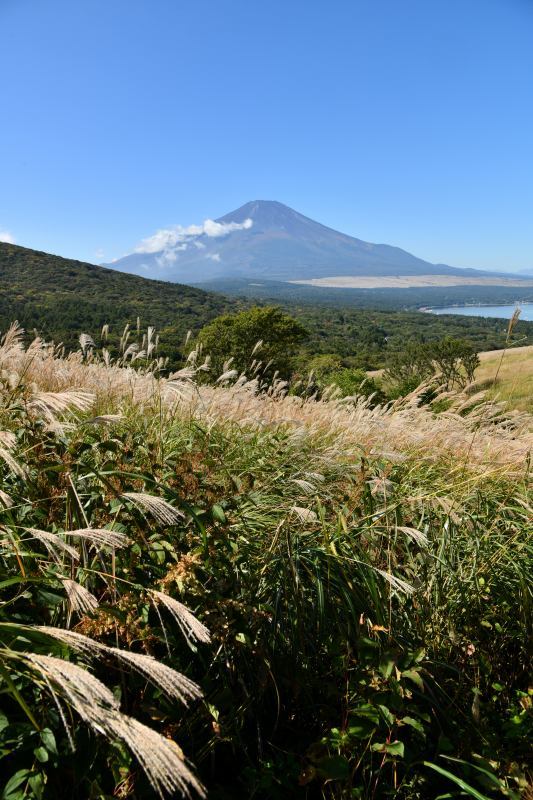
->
[0,242,242,356]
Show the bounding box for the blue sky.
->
[1,0,532,271]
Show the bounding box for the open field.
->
[474,344,533,413]
[291,274,533,289]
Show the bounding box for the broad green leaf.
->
[2,769,31,799]
[400,715,425,735]
[33,746,48,763]
[371,741,404,757]
[402,669,424,690]
[423,761,493,800]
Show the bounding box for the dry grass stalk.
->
[151,591,211,645]
[22,653,204,798]
[61,579,99,614]
[122,493,184,526]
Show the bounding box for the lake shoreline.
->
[423,302,533,321]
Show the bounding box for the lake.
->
[429,304,533,322]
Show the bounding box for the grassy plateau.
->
[0,323,531,799]
[473,346,533,414]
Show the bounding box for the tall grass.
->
[0,324,531,798]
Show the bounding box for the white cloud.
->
[206,252,221,262]
[0,230,15,244]
[133,217,253,267]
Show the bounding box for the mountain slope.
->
[106,200,493,282]
[0,242,239,354]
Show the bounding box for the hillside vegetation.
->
[0,242,240,358]
[3,242,533,374]
[0,323,531,799]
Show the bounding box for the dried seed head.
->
[61,579,99,614]
[122,493,184,526]
[290,506,318,523]
[151,591,211,645]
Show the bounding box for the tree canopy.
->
[198,306,308,380]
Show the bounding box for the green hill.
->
[0,242,240,358]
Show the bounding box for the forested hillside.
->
[0,242,241,355]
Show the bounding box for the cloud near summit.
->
[0,230,16,244]
[134,217,253,257]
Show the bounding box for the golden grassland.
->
[290,274,533,288]
[1,324,531,472]
[474,344,533,414]
[368,343,533,416]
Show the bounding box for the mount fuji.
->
[105,201,493,283]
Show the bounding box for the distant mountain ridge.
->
[106,200,496,282]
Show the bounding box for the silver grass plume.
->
[217,369,238,384]
[146,326,157,358]
[0,446,25,477]
[61,579,99,614]
[23,528,80,562]
[122,492,184,525]
[0,430,16,449]
[396,526,429,547]
[106,714,205,798]
[377,569,415,596]
[22,653,204,798]
[64,528,130,549]
[0,321,25,350]
[122,342,139,361]
[290,478,317,495]
[79,333,95,355]
[151,591,211,645]
[34,626,202,705]
[290,506,318,523]
[0,489,13,507]
[28,390,94,417]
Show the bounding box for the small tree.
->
[431,337,479,388]
[198,306,308,381]
[385,337,480,397]
[384,342,434,396]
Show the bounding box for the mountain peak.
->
[217,199,304,227]
[106,200,478,282]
